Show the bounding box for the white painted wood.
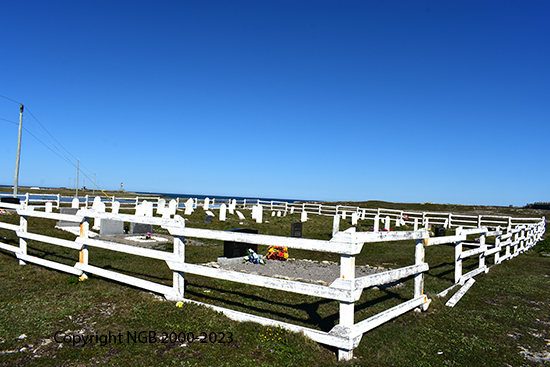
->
[0,242,20,253]
[349,263,429,290]
[352,295,429,335]
[236,210,245,220]
[0,222,21,232]
[446,278,475,307]
[17,231,83,250]
[76,237,177,262]
[71,198,79,208]
[17,209,83,223]
[15,253,83,276]
[427,234,466,246]
[74,263,178,299]
[414,239,426,299]
[166,262,355,302]
[459,266,487,285]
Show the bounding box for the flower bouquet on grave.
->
[266,246,289,261]
[244,248,265,265]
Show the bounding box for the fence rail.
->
[0,197,545,361]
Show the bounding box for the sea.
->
[0,185,312,204]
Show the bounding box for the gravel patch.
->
[202,258,389,286]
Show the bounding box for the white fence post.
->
[455,227,463,284]
[338,249,355,361]
[414,238,427,311]
[479,232,487,273]
[173,236,185,299]
[79,217,90,280]
[19,214,28,265]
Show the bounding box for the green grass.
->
[0,202,548,366]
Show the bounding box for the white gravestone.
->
[236,210,245,220]
[206,210,215,217]
[373,215,380,232]
[45,201,53,213]
[255,205,263,224]
[301,210,308,222]
[219,204,227,221]
[229,199,236,214]
[184,198,194,215]
[204,197,210,210]
[71,198,79,208]
[112,201,120,214]
[351,212,358,225]
[168,200,177,216]
[157,199,166,215]
[384,216,391,231]
[144,201,153,217]
[333,214,340,237]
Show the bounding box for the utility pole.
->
[13,104,24,198]
[76,159,79,197]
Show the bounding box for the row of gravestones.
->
[55,197,153,236]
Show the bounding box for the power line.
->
[1,95,111,193]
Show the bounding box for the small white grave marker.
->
[301,210,308,222]
[112,201,120,214]
[45,201,53,213]
[71,198,79,208]
[351,212,358,225]
[184,198,194,215]
[219,204,227,221]
[236,210,245,220]
[256,205,263,223]
[204,197,210,210]
[385,216,391,231]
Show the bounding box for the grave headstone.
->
[290,206,295,214]
[333,214,340,236]
[291,222,302,238]
[301,210,308,222]
[92,196,101,210]
[184,198,194,215]
[56,208,79,227]
[271,211,275,217]
[384,216,391,231]
[112,201,120,214]
[219,204,227,221]
[45,201,53,213]
[71,198,79,208]
[228,199,236,214]
[205,215,213,223]
[131,222,153,234]
[168,200,177,215]
[204,197,210,210]
[144,201,153,217]
[342,211,347,220]
[373,215,380,232]
[395,217,400,227]
[100,219,124,236]
[255,204,263,224]
[206,210,215,217]
[351,212,358,225]
[277,211,281,217]
[157,199,166,215]
[236,210,245,220]
[223,228,258,258]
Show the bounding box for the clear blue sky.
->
[1,0,548,206]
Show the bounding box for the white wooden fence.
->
[0,199,545,361]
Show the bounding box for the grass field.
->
[0,197,548,366]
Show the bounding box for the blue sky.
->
[1,0,548,206]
